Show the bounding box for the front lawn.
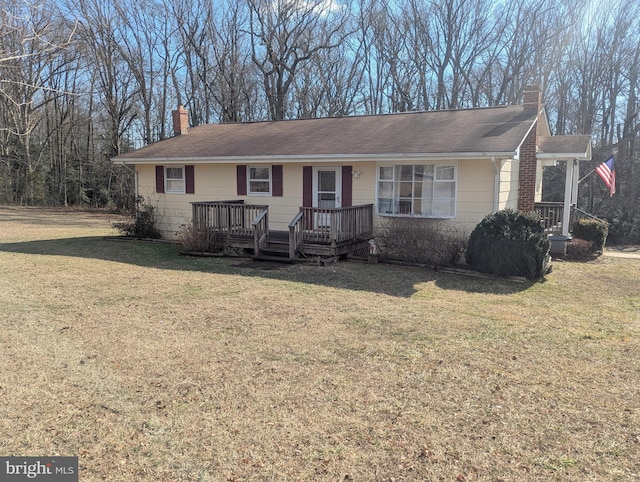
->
[0,207,638,481]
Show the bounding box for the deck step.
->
[252,254,295,263]
[261,241,290,254]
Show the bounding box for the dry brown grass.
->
[0,207,638,481]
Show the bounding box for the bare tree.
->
[111,0,172,145]
[0,0,76,204]
[293,38,364,118]
[209,0,261,122]
[168,0,216,125]
[247,0,351,120]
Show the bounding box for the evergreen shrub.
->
[571,219,608,254]
[466,209,550,279]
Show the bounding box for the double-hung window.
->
[247,166,271,195]
[156,165,194,194]
[377,164,456,218]
[165,166,185,194]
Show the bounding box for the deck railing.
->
[534,202,565,234]
[297,204,374,245]
[192,201,269,238]
[192,201,374,257]
[288,211,304,259]
[534,202,606,235]
[252,210,269,255]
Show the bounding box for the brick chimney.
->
[517,85,542,212]
[172,105,189,136]
[523,84,542,113]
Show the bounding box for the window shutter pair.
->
[155,166,194,194]
[236,165,283,196]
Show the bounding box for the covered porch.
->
[536,136,594,237]
[191,201,374,260]
[534,202,605,235]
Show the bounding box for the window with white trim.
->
[377,164,456,218]
[247,166,271,195]
[165,166,185,193]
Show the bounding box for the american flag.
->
[595,156,616,197]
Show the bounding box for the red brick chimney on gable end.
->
[517,85,542,212]
[172,105,189,136]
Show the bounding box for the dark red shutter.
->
[272,165,283,196]
[302,166,313,207]
[237,165,247,195]
[341,166,352,207]
[185,165,195,194]
[155,166,165,193]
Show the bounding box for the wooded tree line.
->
[1,0,639,240]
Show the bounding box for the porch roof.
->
[537,135,592,161]
[113,105,540,164]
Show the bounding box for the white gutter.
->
[112,151,518,165]
[537,153,590,161]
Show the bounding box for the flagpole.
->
[578,168,595,184]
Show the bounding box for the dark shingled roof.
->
[114,105,540,162]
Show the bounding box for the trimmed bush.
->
[571,219,608,254]
[565,238,595,261]
[466,209,550,279]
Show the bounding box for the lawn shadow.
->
[0,237,532,297]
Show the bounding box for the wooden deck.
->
[192,201,374,260]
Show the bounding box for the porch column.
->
[562,160,575,237]
[571,159,580,206]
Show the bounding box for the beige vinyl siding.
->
[498,158,519,210]
[350,162,376,206]
[137,163,362,238]
[137,158,514,240]
[455,159,494,231]
[136,164,195,238]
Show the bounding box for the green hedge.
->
[466,209,551,279]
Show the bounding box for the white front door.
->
[313,167,342,227]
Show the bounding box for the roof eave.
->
[537,152,591,161]
[537,142,592,162]
[112,151,517,165]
